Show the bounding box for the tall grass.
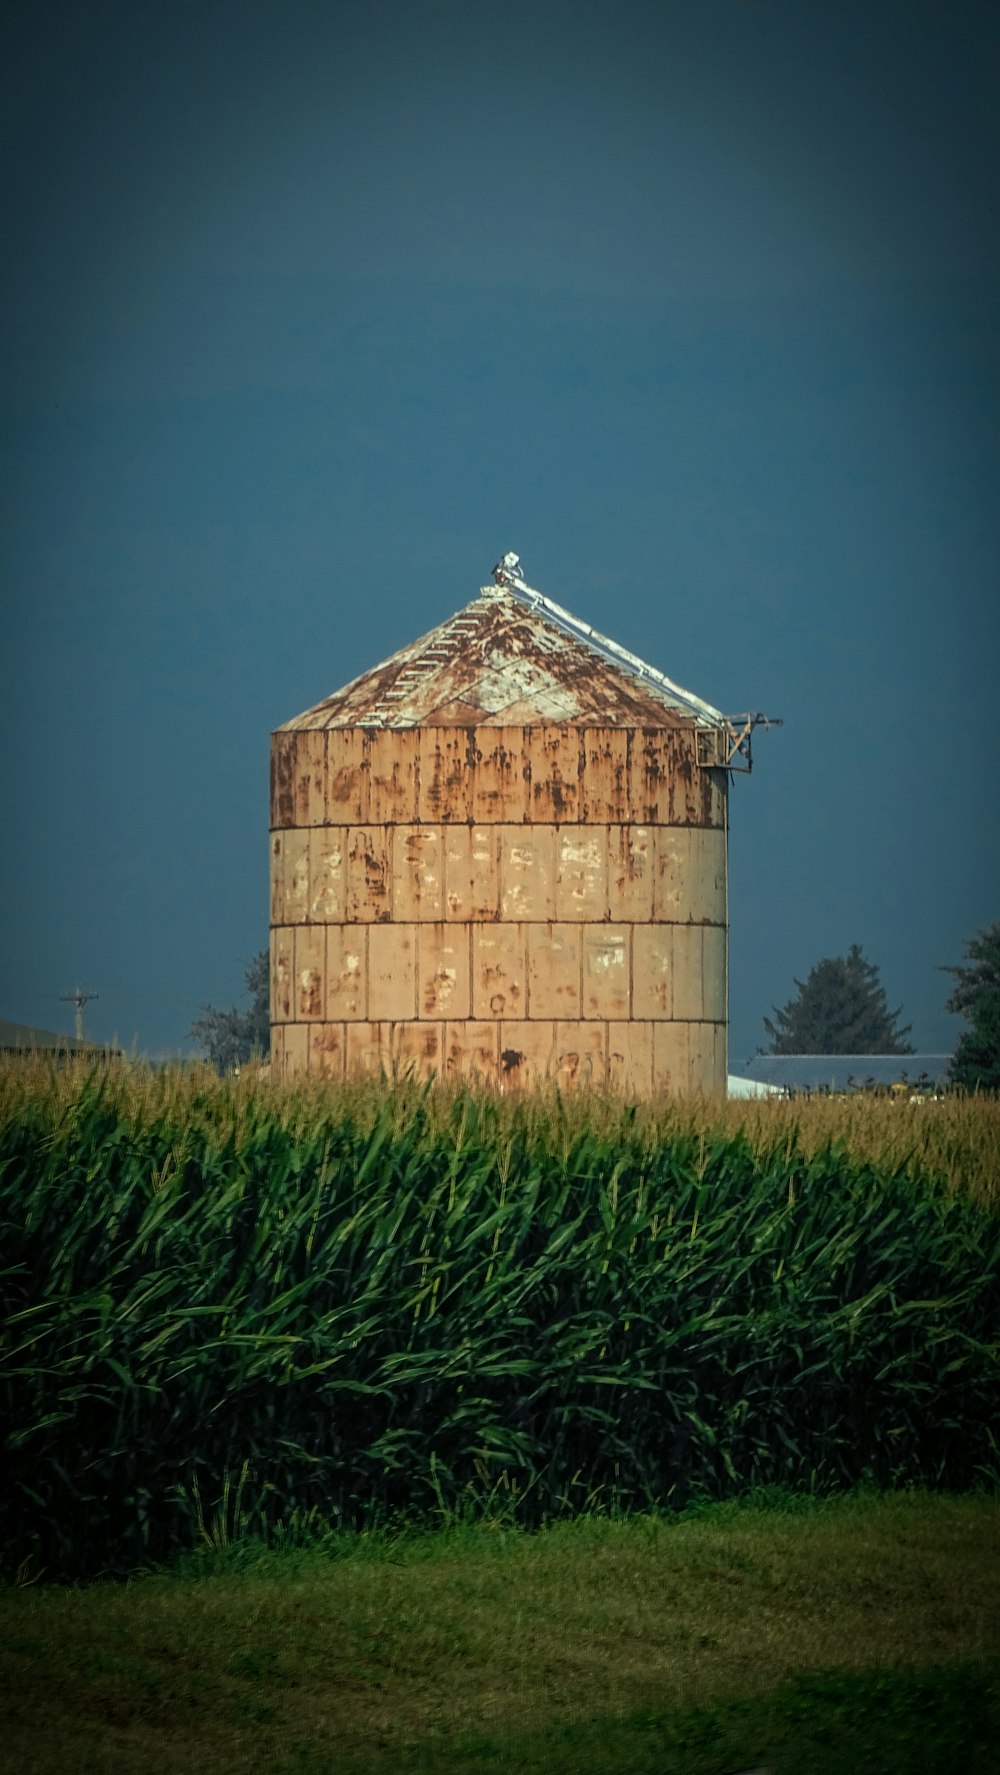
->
[1,1059,998,1579]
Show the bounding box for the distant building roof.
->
[279,581,729,733]
[0,1018,115,1055]
[727,1074,786,1098]
[742,1054,951,1092]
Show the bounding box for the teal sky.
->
[2,0,997,1063]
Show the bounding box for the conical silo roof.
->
[279,579,727,733]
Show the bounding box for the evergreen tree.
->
[189,951,269,1070]
[762,944,914,1055]
[942,923,1000,1090]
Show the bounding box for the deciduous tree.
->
[189,951,269,1070]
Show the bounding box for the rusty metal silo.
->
[270,556,761,1095]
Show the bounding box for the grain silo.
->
[270,554,767,1095]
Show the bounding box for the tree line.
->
[191,923,1000,1091]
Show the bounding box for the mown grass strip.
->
[1,1494,997,1774]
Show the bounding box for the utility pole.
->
[59,984,98,1043]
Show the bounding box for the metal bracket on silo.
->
[722,713,783,774]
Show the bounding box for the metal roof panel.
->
[279,583,725,731]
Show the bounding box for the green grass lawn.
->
[2,1492,998,1774]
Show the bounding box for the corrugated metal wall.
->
[269,723,728,1094]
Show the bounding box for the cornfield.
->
[2,1059,998,1579]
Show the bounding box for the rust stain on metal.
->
[327,731,369,824]
[310,1023,346,1079]
[293,731,327,827]
[581,730,630,822]
[326,926,367,1020]
[294,926,324,1019]
[346,828,391,923]
[270,929,293,1022]
[554,1021,605,1090]
[392,826,443,921]
[419,925,471,1019]
[472,925,526,1019]
[445,1020,500,1078]
[368,729,419,824]
[418,728,472,822]
[270,732,297,827]
[608,825,653,922]
[309,829,346,923]
[395,1021,444,1071]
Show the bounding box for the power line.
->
[59,983,99,1043]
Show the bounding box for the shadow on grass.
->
[280,1661,1000,1775]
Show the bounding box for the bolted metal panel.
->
[346,827,392,923]
[582,926,630,1019]
[652,1020,690,1095]
[345,1022,389,1074]
[283,1022,309,1078]
[368,729,420,825]
[526,923,581,1019]
[712,1020,728,1091]
[525,726,580,823]
[633,730,725,828]
[555,828,607,922]
[652,827,726,925]
[608,825,653,923]
[418,728,474,823]
[702,923,728,1024]
[498,1019,552,1085]
[270,928,293,1023]
[326,925,367,1020]
[500,826,556,921]
[633,924,674,1019]
[472,924,527,1020]
[392,825,444,921]
[294,925,325,1020]
[270,731,297,828]
[419,924,471,1020]
[309,829,347,923]
[445,1020,500,1078]
[369,924,417,1021]
[690,827,727,927]
[444,825,500,921]
[608,1022,653,1096]
[580,729,630,823]
[293,731,327,828]
[671,926,706,1021]
[326,730,369,825]
[394,1020,445,1074]
[310,1022,346,1079]
[652,827,686,922]
[470,727,530,823]
[279,827,310,926]
[654,1021,726,1095]
[697,1020,725,1094]
[667,926,726,1023]
[269,831,286,926]
[554,1021,606,1090]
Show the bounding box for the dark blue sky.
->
[2,0,997,1063]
